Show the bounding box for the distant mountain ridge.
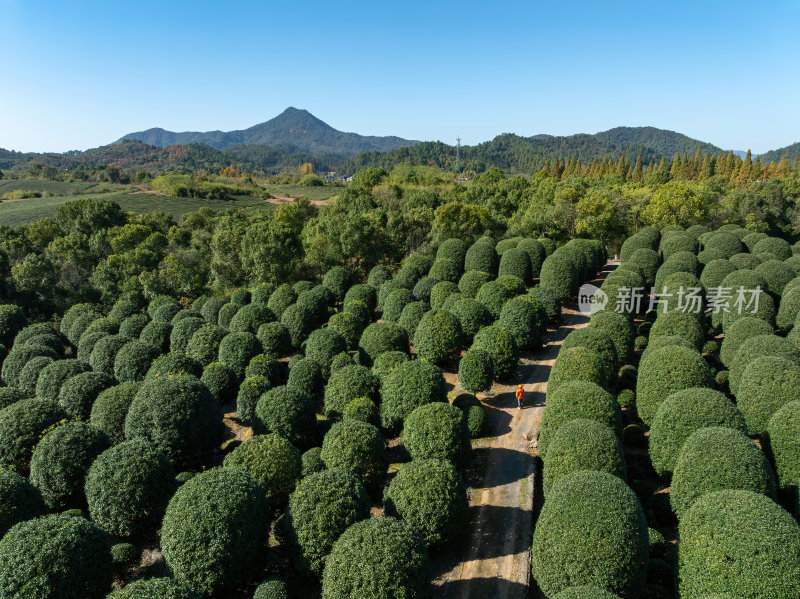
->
[341,126,731,175]
[116,107,420,156]
[759,142,800,164]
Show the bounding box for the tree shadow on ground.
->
[470,447,533,489]
[436,577,530,599]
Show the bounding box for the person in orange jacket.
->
[515,384,524,409]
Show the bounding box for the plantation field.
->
[0,179,108,196]
[0,190,278,226]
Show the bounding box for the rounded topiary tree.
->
[0,399,65,470]
[118,314,150,339]
[320,420,388,490]
[201,361,239,404]
[223,433,301,509]
[169,316,205,353]
[413,310,463,364]
[113,340,161,383]
[380,358,447,431]
[216,302,239,328]
[106,577,200,599]
[252,282,277,304]
[719,316,774,367]
[146,351,203,381]
[327,311,363,350]
[301,446,325,477]
[620,234,655,262]
[16,355,54,397]
[471,324,519,380]
[0,469,45,538]
[257,321,293,358]
[323,364,380,417]
[14,323,60,349]
[752,236,792,261]
[254,385,315,446]
[217,331,261,379]
[88,381,140,445]
[756,259,795,297]
[458,270,494,298]
[678,489,800,599]
[498,247,532,285]
[413,277,438,304]
[384,458,468,547]
[368,264,393,289]
[371,350,409,381]
[285,357,322,400]
[538,380,622,459]
[649,388,746,481]
[305,327,348,378]
[767,400,800,498]
[139,320,172,353]
[382,288,416,323]
[650,310,704,352]
[358,321,408,366]
[430,280,460,310]
[465,241,498,274]
[321,517,432,599]
[497,296,542,350]
[429,258,460,283]
[199,297,224,324]
[529,286,561,324]
[160,467,270,596]
[546,347,607,401]
[539,252,579,300]
[85,438,175,536]
[777,286,800,332]
[670,426,776,518]
[560,327,619,381]
[451,393,486,438]
[29,421,108,509]
[35,359,88,401]
[397,301,429,338]
[228,303,274,335]
[343,397,380,426]
[625,248,659,286]
[589,311,634,366]
[402,402,472,468]
[448,297,492,341]
[236,375,272,425]
[542,419,626,497]
[475,280,514,319]
[531,470,648,599]
[344,283,377,311]
[124,373,223,467]
[704,231,743,258]
[437,238,468,268]
[0,512,112,599]
[322,266,352,302]
[266,285,297,321]
[736,355,800,436]
[458,348,494,394]
[517,238,546,278]
[729,334,800,396]
[283,468,370,577]
[185,324,228,367]
[636,345,712,426]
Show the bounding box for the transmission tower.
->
[456,137,461,173]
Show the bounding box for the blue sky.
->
[1,0,798,154]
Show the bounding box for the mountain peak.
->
[115,108,418,155]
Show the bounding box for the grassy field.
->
[0,191,279,227]
[264,183,340,202]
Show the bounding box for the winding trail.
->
[434,262,616,599]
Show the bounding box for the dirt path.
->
[434,262,616,599]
